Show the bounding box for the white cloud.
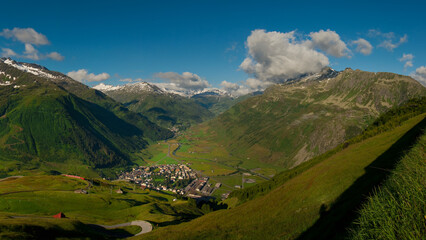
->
[155,71,210,90]
[67,69,110,82]
[220,80,241,92]
[399,53,414,70]
[23,43,40,60]
[399,53,413,62]
[1,48,17,57]
[378,34,408,51]
[45,52,64,61]
[10,44,65,61]
[309,29,351,58]
[410,66,426,86]
[0,28,63,61]
[0,28,50,45]
[367,29,395,39]
[240,29,329,84]
[245,78,274,91]
[352,38,373,55]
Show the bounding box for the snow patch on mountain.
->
[0,57,60,80]
[94,81,230,97]
[93,83,122,91]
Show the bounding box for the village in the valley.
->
[118,164,222,198]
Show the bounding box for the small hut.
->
[53,212,66,218]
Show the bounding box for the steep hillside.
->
[347,133,425,240]
[208,68,426,168]
[139,108,426,240]
[0,58,172,176]
[191,91,262,115]
[96,82,215,131]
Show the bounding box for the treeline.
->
[229,97,426,203]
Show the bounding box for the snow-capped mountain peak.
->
[93,81,166,94]
[0,57,61,80]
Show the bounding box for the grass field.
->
[0,175,203,228]
[347,132,426,240]
[138,113,425,240]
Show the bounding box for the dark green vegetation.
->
[348,133,425,240]
[0,175,203,239]
[139,110,425,239]
[0,59,171,177]
[207,68,426,169]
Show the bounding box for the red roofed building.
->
[53,212,66,218]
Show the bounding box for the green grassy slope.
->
[0,60,172,176]
[191,93,247,116]
[347,133,425,240]
[229,97,426,204]
[208,69,425,169]
[0,175,203,239]
[107,90,214,130]
[139,112,425,240]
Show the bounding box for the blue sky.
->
[1,0,425,93]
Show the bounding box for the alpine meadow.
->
[0,1,425,239]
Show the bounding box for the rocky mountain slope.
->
[208,67,426,168]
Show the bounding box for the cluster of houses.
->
[118,164,198,194]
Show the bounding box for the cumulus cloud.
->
[1,48,17,57]
[45,52,64,61]
[399,53,414,69]
[240,29,329,84]
[410,66,426,86]
[0,28,50,45]
[309,29,351,58]
[23,43,40,60]
[352,38,373,55]
[245,78,274,90]
[0,27,63,61]
[220,80,241,92]
[155,71,210,90]
[67,69,110,82]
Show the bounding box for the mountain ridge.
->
[205,67,426,168]
[0,58,172,176]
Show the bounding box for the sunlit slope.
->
[140,113,425,240]
[0,59,171,175]
[209,69,425,168]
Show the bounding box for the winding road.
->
[97,220,153,236]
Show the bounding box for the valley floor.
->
[138,113,425,240]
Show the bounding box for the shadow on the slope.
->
[296,117,426,240]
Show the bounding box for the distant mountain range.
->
[0,58,172,176]
[94,82,230,98]
[94,82,255,131]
